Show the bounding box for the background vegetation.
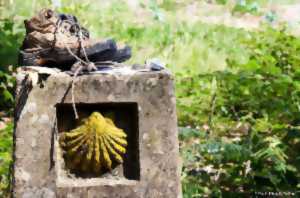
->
[1,0,300,197]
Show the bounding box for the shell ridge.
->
[108,128,127,138]
[93,133,101,173]
[106,132,127,147]
[101,136,112,169]
[67,134,89,153]
[102,135,124,163]
[63,132,86,149]
[99,135,112,169]
[104,133,127,154]
[86,133,95,161]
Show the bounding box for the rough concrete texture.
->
[13,66,181,198]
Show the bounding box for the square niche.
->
[56,102,140,181]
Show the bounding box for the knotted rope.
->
[54,17,93,119]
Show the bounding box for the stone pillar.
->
[13,66,181,198]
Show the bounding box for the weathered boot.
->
[19,9,131,70]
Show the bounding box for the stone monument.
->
[13,66,181,197]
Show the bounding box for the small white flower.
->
[202,165,216,174]
[203,124,210,131]
[244,160,251,175]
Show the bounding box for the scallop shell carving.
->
[59,112,127,174]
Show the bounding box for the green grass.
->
[2,0,251,74]
[0,123,13,197]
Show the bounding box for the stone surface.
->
[13,66,181,198]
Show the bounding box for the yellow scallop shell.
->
[59,112,127,174]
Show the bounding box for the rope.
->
[54,17,90,119]
[78,25,90,63]
[71,64,83,119]
[56,19,89,65]
[53,16,124,119]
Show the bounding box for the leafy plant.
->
[0,71,15,112]
[0,15,23,112]
[0,123,13,198]
[179,26,300,196]
[0,18,24,68]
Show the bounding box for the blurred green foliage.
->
[0,0,300,197]
[179,27,300,196]
[0,70,15,111]
[232,0,260,15]
[0,123,13,197]
[0,16,23,113]
[0,19,23,68]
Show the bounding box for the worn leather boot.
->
[19,9,131,70]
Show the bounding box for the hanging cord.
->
[55,19,89,65]
[70,64,83,119]
[53,16,125,119]
[54,17,92,119]
[78,25,90,63]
